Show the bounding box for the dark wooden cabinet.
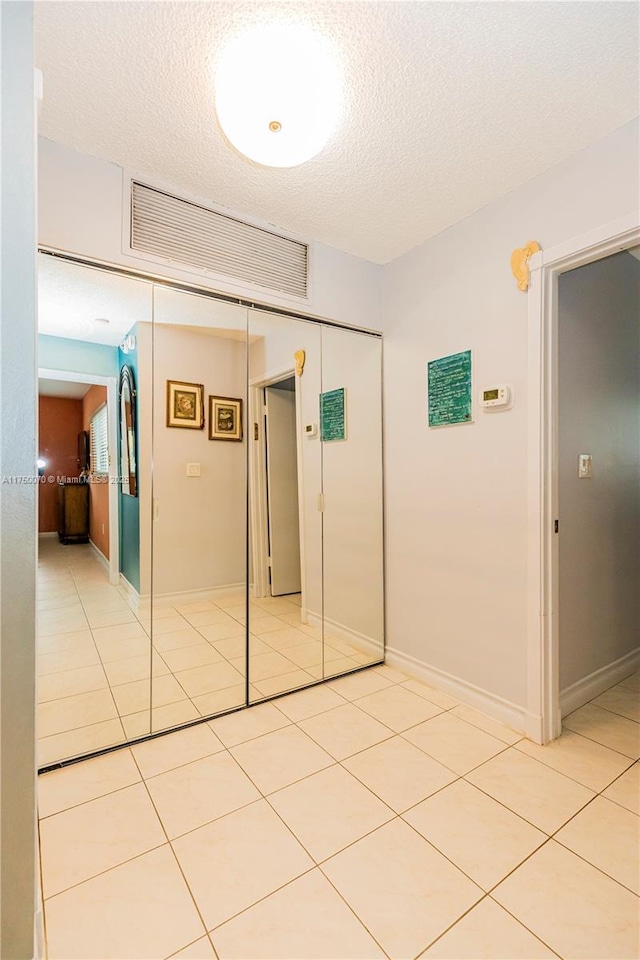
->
[58,482,90,544]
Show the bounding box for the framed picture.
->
[209,395,243,441]
[166,380,204,429]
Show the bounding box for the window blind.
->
[90,405,109,476]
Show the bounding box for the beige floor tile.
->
[182,607,234,628]
[405,779,546,890]
[252,669,315,697]
[210,869,386,960]
[113,673,188,716]
[95,634,153,664]
[279,641,324,669]
[40,782,165,897]
[85,606,137,629]
[620,671,640,693]
[344,736,458,813]
[146,751,260,839]
[210,701,290,747]
[38,748,141,818]
[602,761,640,814]
[38,718,126,767]
[196,621,245,644]
[151,699,201,733]
[420,897,557,958]
[355,685,443,732]
[147,615,191,635]
[174,600,220,615]
[92,620,148,647]
[246,613,288,634]
[169,936,216,958]
[515,728,633,791]
[369,664,408,683]
[563,702,640,759]
[175,661,245,699]
[493,840,639,960]
[255,625,312,649]
[274,684,346,722]
[81,592,134,614]
[244,650,300,681]
[192,685,246,717]
[467,749,595,834]
[37,628,95,656]
[270,764,394,862]
[38,610,89,637]
[154,642,223,674]
[593,683,640,723]
[220,634,270,658]
[174,799,313,929]
[555,795,639,894]
[323,657,366,678]
[252,597,298,616]
[37,643,101,676]
[230,725,333,794]
[399,678,460,710]
[404,712,507,775]
[45,845,205,960]
[39,688,118,739]
[131,722,224,779]
[38,663,109,703]
[323,818,482,959]
[327,669,393,700]
[450,705,523,744]
[299,703,392,760]
[102,651,170,686]
[151,628,208,653]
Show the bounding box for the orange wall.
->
[82,385,110,560]
[38,396,83,533]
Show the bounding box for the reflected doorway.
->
[264,377,302,598]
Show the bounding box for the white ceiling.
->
[38,378,90,399]
[34,2,639,264]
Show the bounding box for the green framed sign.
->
[428,350,472,427]
[320,387,346,441]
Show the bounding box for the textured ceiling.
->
[35,1,639,263]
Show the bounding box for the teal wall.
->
[38,334,119,378]
[118,327,140,593]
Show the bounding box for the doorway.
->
[526,213,640,744]
[249,369,305,606]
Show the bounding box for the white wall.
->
[38,138,383,332]
[0,3,37,956]
[558,252,640,696]
[382,119,639,726]
[137,295,247,597]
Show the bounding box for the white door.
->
[265,383,301,596]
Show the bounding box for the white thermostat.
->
[479,385,512,409]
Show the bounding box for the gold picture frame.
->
[209,395,243,441]
[166,380,204,429]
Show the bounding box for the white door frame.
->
[526,212,640,744]
[38,367,120,584]
[249,364,306,611]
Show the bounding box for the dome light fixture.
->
[215,23,343,168]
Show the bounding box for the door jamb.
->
[38,368,120,585]
[248,364,306,613]
[526,212,640,744]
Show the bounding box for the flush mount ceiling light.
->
[215,23,343,168]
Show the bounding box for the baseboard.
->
[560,647,640,717]
[119,574,141,610]
[38,531,57,538]
[153,583,245,606]
[385,645,528,735]
[306,610,382,657]
[89,539,109,570]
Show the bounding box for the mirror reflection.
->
[36,254,384,769]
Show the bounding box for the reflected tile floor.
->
[37,539,371,766]
[38,658,639,960]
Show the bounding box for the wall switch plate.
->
[186,462,201,477]
[578,454,592,478]
[305,423,318,438]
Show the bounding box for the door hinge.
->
[554,519,559,533]
[253,422,259,440]
[267,556,272,567]
[317,493,326,513]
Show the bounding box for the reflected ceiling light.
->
[215,23,343,168]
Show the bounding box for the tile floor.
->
[38,662,639,959]
[37,538,374,766]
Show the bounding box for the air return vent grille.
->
[131,182,309,298]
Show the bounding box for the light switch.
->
[578,454,592,479]
[186,462,201,477]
